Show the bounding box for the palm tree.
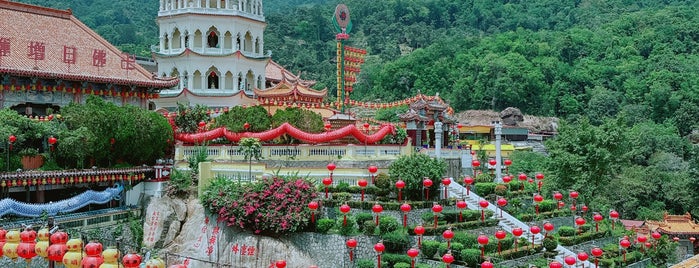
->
[238,137,262,184]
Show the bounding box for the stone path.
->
[445,178,594,267]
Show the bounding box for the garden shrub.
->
[460,248,481,267]
[201,176,317,235]
[494,184,508,196]
[394,263,411,268]
[388,154,447,200]
[580,224,592,233]
[382,252,411,264]
[335,182,350,193]
[336,215,358,236]
[356,259,374,268]
[422,240,441,259]
[374,173,392,189]
[355,212,374,226]
[475,173,493,183]
[558,231,607,246]
[538,200,556,212]
[542,236,558,252]
[438,242,464,261]
[452,232,477,247]
[557,226,576,237]
[332,192,352,201]
[315,218,334,234]
[474,183,497,196]
[378,216,400,235]
[362,220,376,235]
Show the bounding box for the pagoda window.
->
[207,31,219,48]
[193,30,203,49]
[223,31,233,50]
[184,34,189,48]
[237,73,243,91]
[224,71,234,90]
[245,70,254,91]
[236,34,241,51]
[243,32,253,52]
[208,72,219,89]
[193,71,202,90]
[257,75,262,89]
[172,29,182,49]
[163,35,169,50]
[254,38,260,54]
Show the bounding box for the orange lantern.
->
[100,247,121,268]
[63,238,84,268]
[17,228,38,262]
[35,228,50,258]
[2,229,20,259]
[47,231,69,263]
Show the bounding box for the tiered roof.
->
[0,1,177,88]
[646,212,699,236]
[265,60,316,87]
[254,71,327,100]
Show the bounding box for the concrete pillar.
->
[494,121,503,182]
[435,122,443,159]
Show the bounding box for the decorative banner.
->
[174,122,396,144]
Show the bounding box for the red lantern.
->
[47,231,68,262]
[533,194,543,215]
[495,230,507,255]
[372,203,383,226]
[518,173,527,190]
[578,251,589,262]
[0,228,6,258]
[652,232,662,240]
[346,238,357,261]
[243,122,250,130]
[8,135,16,150]
[442,177,451,199]
[564,256,576,266]
[82,241,104,267]
[496,198,507,217]
[327,163,336,180]
[609,210,620,230]
[504,159,512,166]
[549,261,563,268]
[569,191,579,207]
[591,247,603,267]
[368,165,378,184]
[324,123,331,130]
[488,158,496,166]
[358,179,368,201]
[443,229,454,249]
[638,235,648,243]
[481,261,494,268]
[456,200,467,222]
[472,160,480,168]
[674,237,680,242]
[432,203,443,228]
[308,201,319,223]
[442,252,455,267]
[395,179,405,201]
[48,136,57,151]
[479,200,489,222]
[535,173,544,180]
[575,216,586,227]
[275,260,286,268]
[593,213,603,232]
[374,242,385,268]
[17,228,37,262]
[198,121,206,128]
[340,204,351,226]
[620,239,631,262]
[414,225,425,248]
[423,178,433,200]
[553,192,563,201]
[477,235,489,260]
[530,226,541,245]
[400,203,411,228]
[463,176,474,195]
[502,175,512,183]
[363,122,370,129]
[407,248,419,268]
[322,177,332,199]
[512,227,523,251]
[543,222,554,237]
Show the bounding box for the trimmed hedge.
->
[315,218,334,234]
[382,231,410,253]
[558,230,608,246]
[408,218,500,236]
[422,240,441,259]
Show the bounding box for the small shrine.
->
[398,93,457,147]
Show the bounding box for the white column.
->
[494,121,503,182]
[206,0,210,8]
[435,122,443,159]
[168,34,173,52]
[159,36,165,52]
[180,35,185,51]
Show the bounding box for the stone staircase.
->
[445,178,594,267]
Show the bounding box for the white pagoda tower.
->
[152,0,268,110]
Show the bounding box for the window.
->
[207,32,219,48]
[208,72,219,89]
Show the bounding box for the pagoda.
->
[254,71,334,118]
[398,93,457,147]
[151,0,269,111]
[0,1,178,115]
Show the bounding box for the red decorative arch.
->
[174,123,396,144]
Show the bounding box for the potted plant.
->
[18,148,44,170]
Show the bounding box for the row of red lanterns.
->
[0,173,144,188]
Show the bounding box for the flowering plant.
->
[201,176,318,236]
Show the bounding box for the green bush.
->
[557,226,576,237]
[394,263,411,268]
[438,242,464,261]
[335,182,350,193]
[382,231,410,253]
[494,184,509,195]
[332,192,352,201]
[538,200,556,212]
[388,154,447,200]
[580,224,592,233]
[315,218,334,234]
[355,212,374,226]
[460,248,481,267]
[475,173,493,183]
[542,236,558,252]
[474,183,498,196]
[356,259,374,268]
[378,216,400,235]
[336,215,358,236]
[452,232,477,247]
[362,220,376,235]
[422,240,441,259]
[382,253,412,266]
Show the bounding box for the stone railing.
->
[175,143,413,162]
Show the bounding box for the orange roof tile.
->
[0,1,177,88]
[646,213,699,235]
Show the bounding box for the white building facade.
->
[152,0,268,110]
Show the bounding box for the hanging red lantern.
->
[477,235,489,259]
[407,248,419,268]
[495,230,507,256]
[0,228,6,258]
[368,165,378,184]
[456,200,467,222]
[372,203,383,226]
[8,135,16,151]
[620,238,631,262]
[322,177,332,199]
[463,176,474,195]
[512,227,523,251]
[400,203,411,228]
[609,210,620,230]
[530,226,541,245]
[533,194,543,215]
[553,192,563,201]
[543,222,554,237]
[652,232,662,240]
[488,158,496,166]
[442,252,454,267]
[575,216,586,227]
[414,225,425,248]
[395,179,405,201]
[423,178,433,200]
[443,228,455,249]
[358,179,368,201]
[481,261,494,268]
[17,228,37,262]
[48,136,57,151]
[577,251,589,263]
[472,160,480,168]
[374,242,385,268]
[564,256,576,266]
[432,203,443,228]
[346,238,357,261]
[593,213,603,232]
[502,175,512,183]
[591,248,603,267]
[82,240,104,267]
[122,252,142,268]
[308,201,319,224]
[243,122,250,130]
[275,259,287,268]
[496,198,507,217]
[442,177,451,199]
[340,204,351,226]
[549,261,563,268]
[479,200,489,222]
[47,231,68,263]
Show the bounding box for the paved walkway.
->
[445,178,594,267]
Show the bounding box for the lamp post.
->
[493,120,502,182]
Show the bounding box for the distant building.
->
[151,0,268,110]
[0,1,177,115]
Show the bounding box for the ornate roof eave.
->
[398,109,429,122]
[0,67,179,88]
[254,73,327,98]
[152,49,270,61]
[158,88,254,99]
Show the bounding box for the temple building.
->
[0,1,178,115]
[151,0,269,110]
[398,93,457,148]
[646,213,699,258]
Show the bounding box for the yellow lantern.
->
[2,229,20,259]
[145,257,166,268]
[100,247,123,268]
[35,228,50,258]
[62,238,84,268]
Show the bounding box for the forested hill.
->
[12,0,699,129]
